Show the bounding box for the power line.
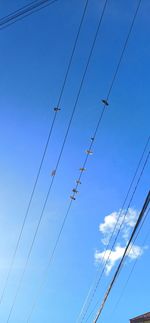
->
[93,191,150,323]
[81,148,150,323]
[5,0,144,319]
[111,207,150,315]
[5,1,109,321]
[0,0,58,30]
[26,104,106,322]
[76,1,144,320]
[84,215,150,323]
[0,0,40,22]
[26,0,145,320]
[27,1,149,314]
[78,136,149,322]
[0,0,89,308]
[106,0,142,100]
[77,201,150,323]
[84,210,150,323]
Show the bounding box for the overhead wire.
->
[5,0,109,321]
[93,208,150,323]
[26,0,146,320]
[0,0,39,21]
[111,207,150,315]
[84,205,150,322]
[0,0,59,30]
[77,136,150,322]
[26,104,106,322]
[0,0,89,309]
[85,206,150,322]
[93,191,150,323]
[5,0,145,320]
[80,148,150,323]
[76,0,144,319]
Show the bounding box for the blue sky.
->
[0,0,150,323]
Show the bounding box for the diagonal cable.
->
[81,149,150,323]
[78,136,149,322]
[5,1,109,321]
[0,0,58,30]
[0,0,89,308]
[93,191,150,323]
[26,0,145,320]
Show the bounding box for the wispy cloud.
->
[95,208,146,274]
[99,208,138,245]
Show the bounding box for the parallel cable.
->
[76,1,144,320]
[0,0,39,22]
[84,209,150,323]
[0,0,89,309]
[5,1,109,321]
[26,0,145,320]
[77,136,149,322]
[81,149,150,322]
[93,191,150,323]
[85,209,150,323]
[26,104,106,322]
[111,207,150,314]
[0,0,58,30]
[85,214,150,323]
[6,0,143,319]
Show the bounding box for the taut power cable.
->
[0,0,89,308]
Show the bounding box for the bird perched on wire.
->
[101,99,109,106]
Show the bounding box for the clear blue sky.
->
[0,1,149,323]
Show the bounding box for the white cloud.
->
[127,245,144,259]
[95,244,143,275]
[99,208,138,245]
[95,208,145,274]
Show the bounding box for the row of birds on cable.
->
[51,99,109,199]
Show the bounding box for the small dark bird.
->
[102,99,109,106]
[54,107,61,112]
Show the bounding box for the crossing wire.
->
[81,149,150,323]
[26,0,145,318]
[111,207,150,315]
[0,0,59,30]
[24,0,145,320]
[86,207,150,323]
[77,136,150,322]
[0,0,89,308]
[26,103,106,322]
[5,1,109,322]
[93,191,150,323]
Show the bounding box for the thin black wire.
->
[76,0,144,320]
[27,0,145,320]
[0,1,59,31]
[77,136,150,322]
[5,1,109,321]
[84,209,150,323]
[0,0,89,309]
[0,0,39,22]
[0,0,58,30]
[0,2,59,31]
[85,207,150,323]
[81,149,150,323]
[93,191,150,323]
[5,0,143,318]
[111,208,150,314]
[106,0,142,100]
[26,104,106,322]
[85,217,150,323]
